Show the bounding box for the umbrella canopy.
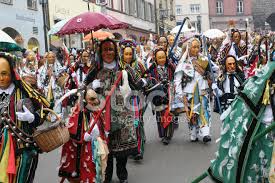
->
[171,24,196,34]
[57,12,129,35]
[48,19,70,36]
[203,29,225,39]
[0,30,22,51]
[83,31,114,41]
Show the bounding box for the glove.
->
[16,105,35,123]
[83,124,100,142]
[211,83,218,90]
[71,72,76,77]
[92,79,101,90]
[83,132,92,142]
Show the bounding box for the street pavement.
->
[35,106,221,183]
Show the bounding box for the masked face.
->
[158,37,168,50]
[189,40,200,57]
[225,57,236,73]
[168,36,175,47]
[85,89,99,111]
[156,50,166,66]
[0,58,12,90]
[47,52,56,65]
[81,51,89,64]
[102,41,116,64]
[123,47,133,64]
[232,32,241,45]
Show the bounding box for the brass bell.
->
[12,126,16,130]
[17,139,21,143]
[25,143,30,147]
[5,125,9,129]
[19,133,22,136]
[11,133,15,136]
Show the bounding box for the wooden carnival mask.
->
[156,50,167,66]
[123,47,133,64]
[47,52,56,65]
[0,58,12,90]
[189,39,200,57]
[101,41,116,64]
[225,56,237,74]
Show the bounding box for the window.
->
[129,0,137,16]
[0,0,13,5]
[124,0,129,14]
[27,0,37,10]
[190,4,200,13]
[137,0,145,19]
[237,0,244,14]
[216,1,223,14]
[145,2,152,22]
[176,5,182,15]
[106,0,113,8]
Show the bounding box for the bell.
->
[25,143,30,147]
[1,117,6,121]
[34,143,37,147]
[11,133,15,136]
[5,125,9,129]
[7,119,11,123]
[3,111,8,116]
[19,133,22,136]
[12,126,16,130]
[17,139,21,143]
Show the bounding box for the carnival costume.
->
[0,53,50,183]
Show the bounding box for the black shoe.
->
[134,154,143,161]
[203,136,211,143]
[162,137,170,145]
[120,179,128,183]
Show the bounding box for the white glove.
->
[141,78,147,87]
[92,79,101,90]
[71,72,76,77]
[83,124,100,142]
[83,132,92,142]
[16,105,35,123]
[212,83,218,90]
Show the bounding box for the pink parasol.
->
[57,12,129,35]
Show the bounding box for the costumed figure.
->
[212,55,245,113]
[217,29,247,68]
[85,39,139,183]
[148,47,176,145]
[58,88,108,183]
[119,39,148,160]
[245,34,261,78]
[0,53,50,183]
[20,51,39,89]
[37,51,65,113]
[174,38,212,143]
[193,61,275,183]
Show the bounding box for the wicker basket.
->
[33,108,70,153]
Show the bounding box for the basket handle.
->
[43,108,61,123]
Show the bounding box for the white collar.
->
[0,83,15,95]
[103,61,117,69]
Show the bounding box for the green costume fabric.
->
[208,62,275,183]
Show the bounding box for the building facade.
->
[175,0,210,33]
[0,0,45,53]
[104,0,157,41]
[252,0,275,31]
[47,0,101,49]
[156,0,176,35]
[208,0,253,31]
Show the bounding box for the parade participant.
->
[0,52,50,183]
[119,39,148,160]
[217,29,247,66]
[37,51,65,113]
[20,51,38,89]
[208,38,222,64]
[212,55,245,113]
[71,50,91,87]
[174,38,212,143]
[245,34,261,78]
[85,38,139,183]
[59,88,107,183]
[148,47,176,145]
[193,61,275,183]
